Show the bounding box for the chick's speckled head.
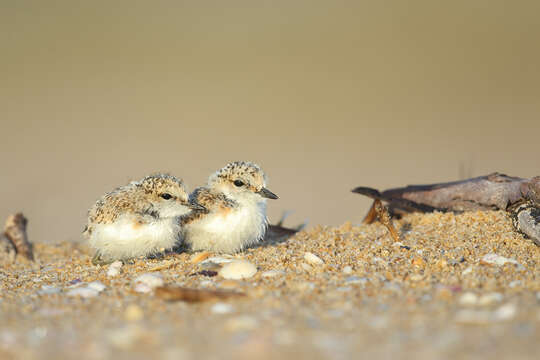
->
[208,161,278,200]
[140,174,191,216]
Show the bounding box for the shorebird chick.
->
[84,174,199,264]
[181,161,278,253]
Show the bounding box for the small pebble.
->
[480,253,520,266]
[342,266,353,274]
[218,260,257,280]
[493,303,517,321]
[86,281,106,292]
[38,285,61,295]
[261,270,285,278]
[478,293,503,306]
[202,257,235,265]
[462,266,473,275]
[66,287,100,298]
[106,261,123,277]
[304,252,324,265]
[459,292,478,306]
[211,302,234,314]
[133,273,164,293]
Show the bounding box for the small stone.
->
[218,260,257,280]
[38,285,61,295]
[301,263,313,272]
[261,270,285,278]
[509,280,522,288]
[462,266,473,275]
[211,302,234,314]
[480,253,520,266]
[107,261,123,277]
[409,274,424,282]
[133,273,164,293]
[342,266,353,274]
[66,287,100,298]
[124,304,144,322]
[201,257,235,265]
[304,252,324,265]
[478,293,503,306]
[87,281,106,292]
[459,292,478,306]
[493,303,517,321]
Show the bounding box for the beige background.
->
[1,1,539,243]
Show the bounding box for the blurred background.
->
[1,0,539,243]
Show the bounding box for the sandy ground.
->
[0,211,539,360]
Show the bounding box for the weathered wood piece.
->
[3,213,33,260]
[155,286,245,302]
[352,173,540,246]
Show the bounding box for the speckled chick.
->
[180,161,278,253]
[84,174,198,264]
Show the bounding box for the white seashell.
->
[107,261,123,277]
[304,252,324,265]
[66,287,100,298]
[218,260,257,280]
[478,292,503,306]
[459,292,479,306]
[211,302,234,314]
[493,303,517,321]
[201,257,235,265]
[481,253,519,266]
[133,273,164,293]
[87,281,106,292]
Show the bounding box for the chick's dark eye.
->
[233,180,244,187]
[160,193,173,200]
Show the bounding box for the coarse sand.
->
[1,211,538,360]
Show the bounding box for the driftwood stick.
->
[353,173,531,213]
[352,173,540,246]
[4,213,33,260]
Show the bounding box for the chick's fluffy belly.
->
[184,203,267,253]
[89,215,179,260]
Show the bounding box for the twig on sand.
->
[155,286,245,303]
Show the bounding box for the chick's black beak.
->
[258,187,279,199]
[188,201,207,211]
